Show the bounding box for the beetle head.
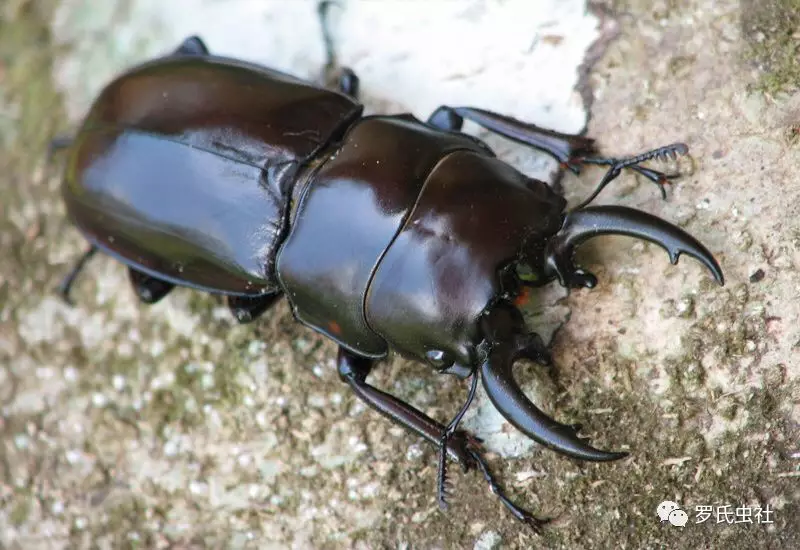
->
[367,154,723,461]
[476,203,724,460]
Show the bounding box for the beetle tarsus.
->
[436,371,479,510]
[573,143,689,209]
[436,441,452,510]
[56,245,97,305]
[467,446,548,532]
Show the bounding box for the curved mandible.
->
[480,338,628,462]
[545,205,725,289]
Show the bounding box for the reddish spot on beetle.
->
[514,286,531,307]
[328,320,342,335]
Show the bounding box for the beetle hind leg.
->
[57,245,98,305]
[227,293,281,324]
[173,36,209,56]
[128,268,174,304]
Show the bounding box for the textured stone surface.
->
[1,0,799,548]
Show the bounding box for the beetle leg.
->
[316,1,359,99]
[427,106,687,195]
[47,136,73,160]
[437,371,478,509]
[128,268,175,304]
[173,36,209,56]
[337,347,476,466]
[336,68,360,99]
[227,293,281,324]
[337,347,543,528]
[426,107,464,132]
[56,245,97,305]
[466,447,549,531]
[571,143,689,210]
[426,106,596,173]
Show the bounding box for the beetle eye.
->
[425,349,454,370]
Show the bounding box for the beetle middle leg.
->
[227,292,281,324]
[337,346,545,529]
[173,36,209,56]
[128,268,174,304]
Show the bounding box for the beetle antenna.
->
[572,143,689,210]
[437,371,479,510]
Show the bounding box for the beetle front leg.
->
[336,347,475,466]
[426,106,596,170]
[426,106,686,201]
[337,347,545,529]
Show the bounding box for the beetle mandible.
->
[50,8,724,529]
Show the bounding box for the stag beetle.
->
[50,11,724,529]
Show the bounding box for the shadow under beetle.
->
[50,20,724,529]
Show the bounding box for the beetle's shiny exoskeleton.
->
[52,23,724,528]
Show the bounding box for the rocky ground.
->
[1,0,799,548]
